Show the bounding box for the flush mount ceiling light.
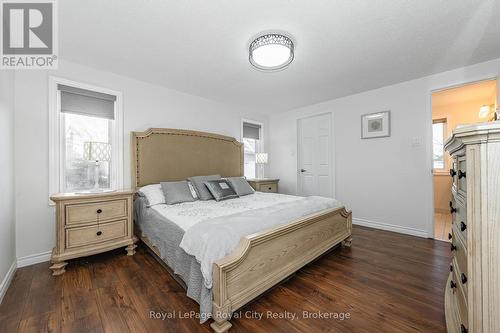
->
[249,33,294,71]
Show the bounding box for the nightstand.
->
[49,190,137,276]
[247,178,280,193]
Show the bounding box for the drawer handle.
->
[461,324,468,333]
[458,170,466,179]
[449,169,457,177]
[461,273,467,284]
[450,264,453,272]
[97,209,103,214]
[449,201,457,214]
[450,280,457,289]
[448,233,452,240]
[460,221,467,232]
[96,231,102,236]
[450,243,457,252]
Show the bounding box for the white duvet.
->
[152,192,342,289]
[151,192,302,231]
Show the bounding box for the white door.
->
[298,113,333,197]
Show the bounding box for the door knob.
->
[300,169,307,172]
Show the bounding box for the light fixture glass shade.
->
[83,141,111,161]
[479,105,491,119]
[249,34,294,71]
[256,153,268,164]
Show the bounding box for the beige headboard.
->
[131,128,244,188]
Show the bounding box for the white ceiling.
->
[60,0,500,113]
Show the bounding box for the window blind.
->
[58,84,116,120]
[243,122,261,140]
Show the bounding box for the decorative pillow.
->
[160,181,196,205]
[226,177,255,196]
[204,179,238,202]
[188,181,198,199]
[188,174,222,200]
[137,184,165,207]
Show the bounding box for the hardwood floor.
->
[434,212,452,242]
[0,226,451,333]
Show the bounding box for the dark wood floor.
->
[0,226,451,333]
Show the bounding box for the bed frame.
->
[132,128,352,333]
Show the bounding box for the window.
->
[49,78,123,198]
[432,119,447,170]
[242,121,262,179]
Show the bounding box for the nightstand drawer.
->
[258,183,277,193]
[65,199,128,225]
[66,219,128,249]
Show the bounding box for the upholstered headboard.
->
[131,128,244,188]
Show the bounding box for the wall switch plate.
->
[411,136,423,147]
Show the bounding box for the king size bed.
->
[132,128,352,333]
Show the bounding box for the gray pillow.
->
[188,174,222,200]
[204,180,238,202]
[160,181,196,205]
[226,177,255,196]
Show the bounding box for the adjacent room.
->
[1,1,500,333]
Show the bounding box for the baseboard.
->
[17,251,52,268]
[353,218,429,238]
[0,261,17,304]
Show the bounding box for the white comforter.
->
[178,194,342,289]
[151,192,302,231]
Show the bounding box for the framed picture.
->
[361,111,391,139]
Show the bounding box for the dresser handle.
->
[449,201,457,214]
[449,169,457,177]
[450,280,457,289]
[460,221,467,232]
[461,273,467,284]
[450,243,457,252]
[461,324,468,333]
[448,233,452,240]
[458,170,466,179]
[97,209,102,214]
[96,231,102,236]
[450,264,453,272]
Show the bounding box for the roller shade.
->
[58,84,116,120]
[243,122,261,140]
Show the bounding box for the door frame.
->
[427,77,497,238]
[296,111,335,198]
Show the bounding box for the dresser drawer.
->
[451,263,469,331]
[66,219,128,249]
[257,183,278,193]
[452,196,468,248]
[65,199,128,225]
[451,233,467,285]
[457,156,467,197]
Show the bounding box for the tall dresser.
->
[444,122,500,333]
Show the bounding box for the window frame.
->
[241,119,264,179]
[48,76,123,204]
[432,117,448,175]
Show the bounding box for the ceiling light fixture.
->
[249,33,294,71]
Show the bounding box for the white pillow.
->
[138,184,166,207]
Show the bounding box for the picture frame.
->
[361,111,391,139]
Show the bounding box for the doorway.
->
[431,79,497,241]
[297,112,334,197]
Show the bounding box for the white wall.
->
[14,59,268,260]
[0,71,16,297]
[269,58,500,238]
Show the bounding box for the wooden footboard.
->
[210,206,352,333]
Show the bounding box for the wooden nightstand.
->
[49,190,137,276]
[247,178,280,193]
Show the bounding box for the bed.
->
[132,128,352,333]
